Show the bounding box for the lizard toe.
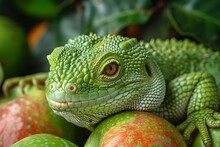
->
[197,122,211,147]
[206,114,220,127]
[2,73,47,96]
[176,119,189,132]
[213,112,220,120]
[182,123,196,141]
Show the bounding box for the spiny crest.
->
[47,33,148,68]
[63,33,135,55]
[47,47,65,68]
[67,33,103,50]
[47,34,100,68]
[119,38,138,51]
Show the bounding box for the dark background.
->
[0,0,219,79]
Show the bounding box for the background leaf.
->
[0,0,219,78]
[168,0,220,50]
[84,0,152,34]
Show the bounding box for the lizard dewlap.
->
[46,33,220,146]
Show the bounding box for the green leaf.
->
[14,0,73,18]
[84,0,152,34]
[167,0,220,50]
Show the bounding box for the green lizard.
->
[7,33,219,146]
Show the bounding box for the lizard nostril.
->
[69,85,76,91]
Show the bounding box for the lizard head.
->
[46,33,165,130]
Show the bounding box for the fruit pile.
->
[1,74,220,147]
[1,78,187,147]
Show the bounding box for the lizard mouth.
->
[46,87,123,111]
[46,81,146,111]
[46,99,73,110]
[47,95,109,111]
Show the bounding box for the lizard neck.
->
[127,58,166,111]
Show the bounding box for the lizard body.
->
[46,34,220,146]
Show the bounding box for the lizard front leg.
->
[3,72,48,96]
[153,72,220,146]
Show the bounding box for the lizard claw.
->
[177,121,196,144]
[177,108,220,147]
[3,72,48,96]
[3,77,24,96]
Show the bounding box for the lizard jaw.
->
[46,84,143,130]
[46,80,146,110]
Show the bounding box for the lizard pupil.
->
[103,62,119,76]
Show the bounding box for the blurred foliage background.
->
[0,0,219,80]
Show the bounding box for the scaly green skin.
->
[46,34,220,146]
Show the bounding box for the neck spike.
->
[119,38,138,50]
[47,47,64,67]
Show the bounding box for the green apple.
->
[11,134,78,147]
[0,15,27,78]
[192,128,220,147]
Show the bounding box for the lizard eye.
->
[102,61,119,76]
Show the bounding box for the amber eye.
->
[102,62,119,76]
